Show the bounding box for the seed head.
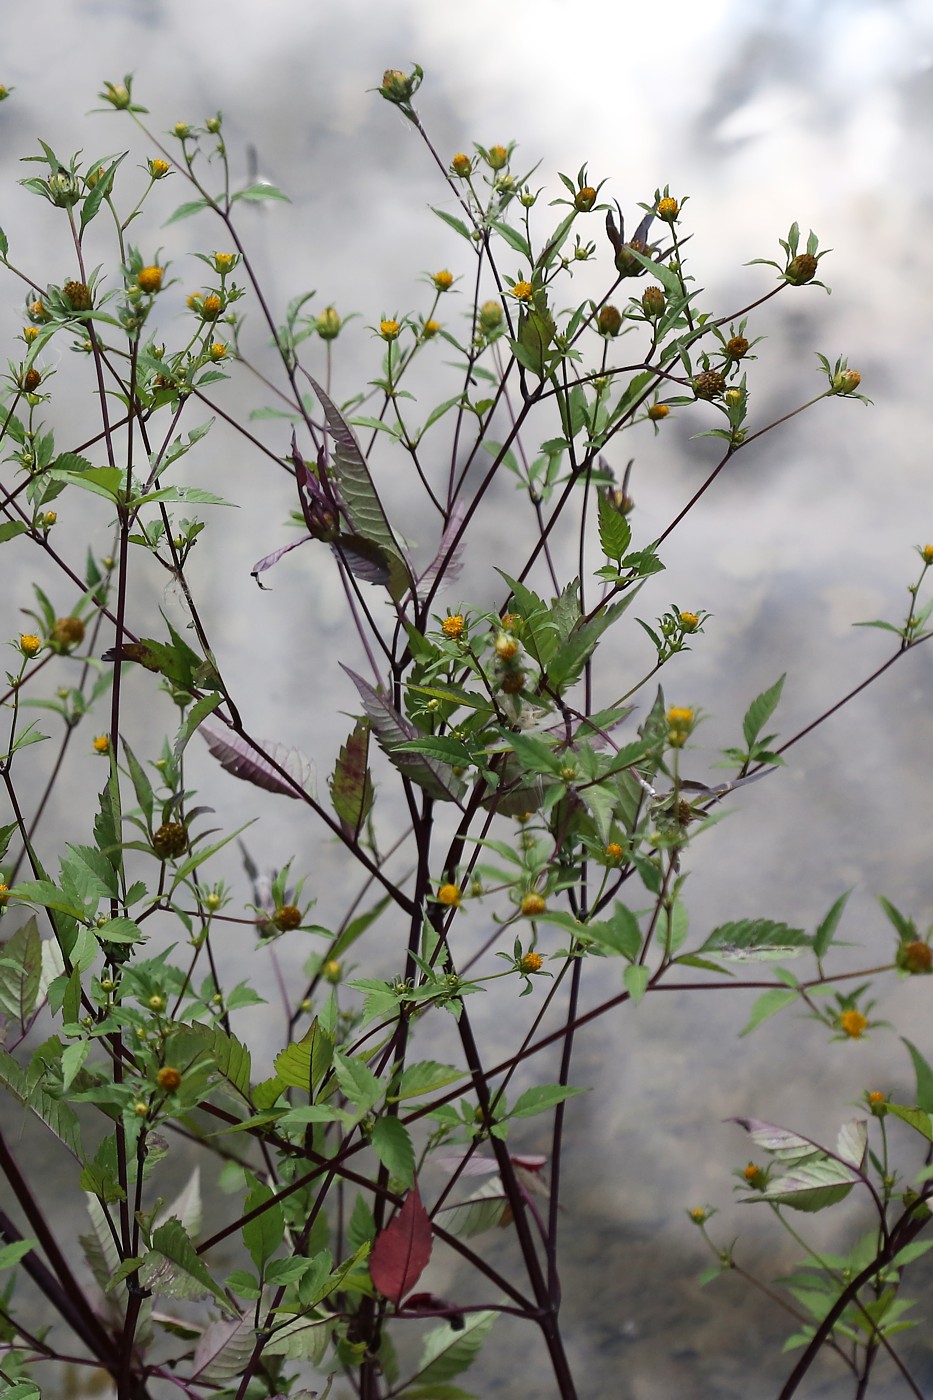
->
[274,904,303,931]
[63,281,92,312]
[152,821,188,860]
[501,670,525,695]
[898,939,933,974]
[52,616,85,648]
[693,370,726,400]
[157,1066,182,1091]
[597,304,622,336]
[726,336,749,359]
[20,368,42,393]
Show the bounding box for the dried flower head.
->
[152,822,188,860]
[157,1066,182,1091]
[597,304,622,336]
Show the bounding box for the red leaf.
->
[369,1184,433,1306]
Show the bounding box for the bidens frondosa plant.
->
[0,63,930,1400]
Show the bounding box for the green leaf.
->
[509,1083,585,1119]
[274,1019,334,1095]
[411,1311,497,1387]
[0,521,28,544]
[813,890,851,961]
[371,1115,415,1188]
[346,670,466,804]
[0,1047,83,1158]
[740,987,798,1036]
[623,964,650,1004]
[164,198,211,225]
[242,1179,285,1271]
[8,879,88,921]
[393,1061,462,1101]
[333,1051,383,1115]
[0,1239,37,1270]
[597,495,632,562]
[750,1158,857,1213]
[903,1039,933,1114]
[145,1218,235,1312]
[488,219,531,258]
[431,207,473,241]
[232,182,290,203]
[742,674,786,749]
[330,719,375,836]
[700,918,810,962]
[0,916,42,1027]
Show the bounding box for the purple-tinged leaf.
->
[417,501,466,595]
[332,533,392,587]
[191,1316,254,1383]
[251,533,313,587]
[308,377,413,602]
[344,669,466,805]
[200,723,315,800]
[370,1184,433,1306]
[330,720,374,836]
[731,1117,823,1167]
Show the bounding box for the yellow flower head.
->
[667,705,695,748]
[520,951,544,973]
[437,883,461,907]
[726,336,749,359]
[647,404,669,421]
[742,1162,762,1184]
[511,280,534,302]
[149,158,170,180]
[23,326,39,344]
[137,266,163,295]
[19,634,41,658]
[209,342,227,361]
[93,735,110,755]
[157,1066,181,1091]
[922,545,933,565]
[274,904,303,931]
[486,145,509,171]
[657,196,680,222]
[379,319,400,341]
[520,892,547,918]
[495,632,520,660]
[839,1009,869,1039]
[604,842,624,862]
[422,319,440,339]
[689,1207,708,1224]
[679,611,700,631]
[213,252,236,272]
[200,294,222,320]
[134,1101,149,1117]
[432,269,454,292]
[451,152,472,177]
[442,613,465,639]
[43,512,56,527]
[29,300,49,324]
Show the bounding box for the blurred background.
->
[2,1,933,1395]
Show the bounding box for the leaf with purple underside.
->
[200,724,316,800]
[344,669,466,804]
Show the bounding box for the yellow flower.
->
[93,735,110,755]
[742,1162,762,1184]
[867,1090,885,1104]
[148,158,170,179]
[157,1065,182,1090]
[432,269,454,291]
[442,614,465,639]
[29,300,49,323]
[647,404,669,421]
[22,326,39,344]
[486,145,509,170]
[213,252,236,272]
[689,1207,707,1224]
[209,342,227,361]
[679,611,700,631]
[422,319,440,339]
[437,883,461,907]
[657,196,679,222]
[520,892,547,917]
[137,266,164,295]
[495,633,520,660]
[667,705,694,748]
[19,634,41,658]
[43,512,56,527]
[510,280,533,302]
[839,1009,869,1039]
[380,319,400,341]
[922,545,933,565]
[604,842,624,862]
[186,293,202,311]
[520,951,543,973]
[451,152,472,177]
[726,336,749,359]
[200,294,222,320]
[0,884,9,904]
[134,1101,149,1117]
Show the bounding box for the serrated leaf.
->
[144,1218,234,1312]
[732,1117,823,1167]
[199,722,315,800]
[191,1316,255,1383]
[233,182,290,203]
[0,521,28,544]
[597,494,632,562]
[623,964,650,1004]
[274,1019,334,1095]
[701,918,809,961]
[308,377,412,601]
[334,1050,383,1115]
[0,916,42,1027]
[372,1115,415,1188]
[742,674,786,749]
[488,218,531,258]
[164,198,211,225]
[370,1185,432,1305]
[242,1179,285,1271]
[330,719,374,836]
[394,1061,463,1101]
[345,669,466,804]
[887,1104,933,1142]
[411,1310,497,1387]
[750,1158,857,1213]
[0,1046,83,1158]
[263,1312,330,1364]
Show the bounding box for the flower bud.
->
[574,186,597,212]
[831,369,861,395]
[47,170,82,208]
[451,152,472,177]
[157,1066,182,1090]
[723,389,742,408]
[102,82,131,110]
[432,269,454,292]
[486,145,509,171]
[520,892,547,917]
[785,252,818,285]
[726,336,749,359]
[149,158,170,179]
[647,404,669,421]
[315,305,341,340]
[597,304,622,336]
[897,939,932,974]
[641,285,665,317]
[479,300,503,332]
[520,951,544,973]
[379,66,423,107]
[379,319,400,341]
